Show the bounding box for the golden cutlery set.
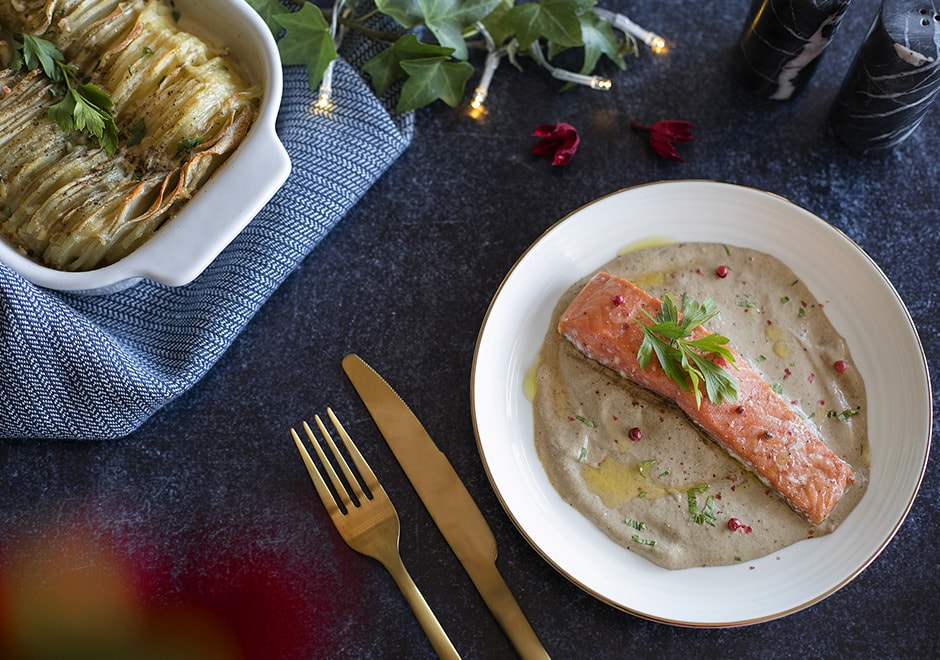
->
[290,354,549,659]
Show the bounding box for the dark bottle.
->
[831,0,940,154]
[733,0,853,100]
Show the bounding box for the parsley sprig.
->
[637,294,739,408]
[12,33,119,154]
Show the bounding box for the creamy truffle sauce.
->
[533,243,869,569]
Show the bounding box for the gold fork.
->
[291,408,460,660]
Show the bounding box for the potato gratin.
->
[0,0,259,271]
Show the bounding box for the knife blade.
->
[342,353,550,660]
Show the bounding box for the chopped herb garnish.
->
[687,485,717,526]
[12,33,118,154]
[626,519,646,531]
[828,408,860,421]
[143,46,155,56]
[575,415,595,428]
[578,446,588,463]
[658,470,670,478]
[177,136,204,154]
[637,294,739,408]
[780,296,790,304]
[755,355,767,362]
[632,534,656,547]
[798,307,806,318]
[637,459,657,477]
[127,118,146,147]
[771,383,784,395]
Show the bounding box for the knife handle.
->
[470,560,551,660]
[384,553,462,660]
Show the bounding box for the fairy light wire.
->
[529,42,612,90]
[593,7,669,55]
[469,21,504,113]
[316,0,346,110]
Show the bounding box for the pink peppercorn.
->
[611,294,624,306]
[628,427,643,441]
[834,360,847,373]
[728,518,752,534]
[716,265,729,278]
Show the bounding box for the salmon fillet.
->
[558,272,854,525]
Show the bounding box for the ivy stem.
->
[334,16,402,45]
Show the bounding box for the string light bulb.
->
[648,35,669,56]
[315,62,335,112]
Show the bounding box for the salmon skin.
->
[558,272,854,525]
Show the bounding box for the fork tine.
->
[298,418,359,511]
[315,409,370,504]
[290,426,341,517]
[325,407,382,495]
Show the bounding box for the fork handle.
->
[383,554,461,659]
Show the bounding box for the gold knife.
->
[342,353,550,660]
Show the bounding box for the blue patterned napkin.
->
[0,56,414,439]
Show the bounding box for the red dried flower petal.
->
[649,120,695,143]
[531,121,580,167]
[650,136,684,162]
[532,123,558,137]
[631,118,694,162]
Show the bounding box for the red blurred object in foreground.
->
[0,514,345,659]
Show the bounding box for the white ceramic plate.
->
[471,180,932,627]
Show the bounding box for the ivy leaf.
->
[245,0,289,36]
[377,0,502,59]
[374,0,424,27]
[478,1,516,47]
[398,57,473,112]
[506,2,542,51]
[273,3,336,90]
[361,48,404,98]
[579,11,627,73]
[509,0,591,51]
[363,31,474,111]
[363,33,454,97]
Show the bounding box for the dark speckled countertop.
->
[1,1,937,657]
